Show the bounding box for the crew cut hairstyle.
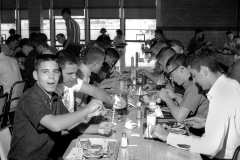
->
[105,48,119,60]
[166,39,184,50]
[185,48,220,73]
[34,54,58,71]
[6,35,18,45]
[83,47,106,65]
[61,8,71,15]
[56,50,79,69]
[56,33,65,38]
[156,47,176,61]
[166,54,187,68]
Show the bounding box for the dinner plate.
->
[83,149,104,158]
[170,128,187,135]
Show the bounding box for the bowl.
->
[148,105,157,111]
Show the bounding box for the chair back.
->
[233,146,240,160]
[0,85,3,95]
[0,93,9,127]
[0,126,12,160]
[8,79,27,112]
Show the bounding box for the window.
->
[55,16,85,45]
[125,19,156,41]
[90,19,120,41]
[1,23,16,41]
[21,19,50,39]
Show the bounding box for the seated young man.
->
[151,49,240,159]
[158,54,209,122]
[18,38,40,88]
[89,48,120,87]
[55,50,126,113]
[8,54,103,160]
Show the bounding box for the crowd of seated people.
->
[1,8,240,160]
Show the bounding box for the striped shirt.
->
[66,18,80,44]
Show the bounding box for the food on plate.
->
[161,123,186,135]
[160,106,170,112]
[83,148,103,158]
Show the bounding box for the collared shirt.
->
[55,78,83,113]
[8,83,69,160]
[167,75,240,159]
[79,63,91,83]
[0,52,22,93]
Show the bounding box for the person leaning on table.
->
[151,48,240,160]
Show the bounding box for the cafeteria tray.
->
[143,121,190,139]
[63,138,119,160]
[144,107,174,119]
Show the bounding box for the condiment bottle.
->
[136,107,142,119]
[121,132,128,148]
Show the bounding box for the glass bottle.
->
[136,107,142,119]
[121,132,128,148]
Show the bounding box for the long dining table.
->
[63,100,203,160]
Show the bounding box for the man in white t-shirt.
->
[151,48,240,159]
[55,50,126,135]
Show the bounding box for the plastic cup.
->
[147,113,156,126]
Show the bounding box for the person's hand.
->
[142,83,155,91]
[98,122,114,135]
[86,99,103,113]
[161,88,177,99]
[155,76,167,85]
[119,73,130,80]
[151,125,169,141]
[157,89,171,102]
[184,117,206,129]
[110,96,126,109]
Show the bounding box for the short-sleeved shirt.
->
[0,53,22,93]
[8,83,69,160]
[180,82,209,118]
[66,18,80,44]
[55,78,83,112]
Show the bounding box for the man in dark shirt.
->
[90,48,119,84]
[8,54,102,160]
[187,28,204,55]
[19,38,40,88]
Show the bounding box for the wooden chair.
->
[0,125,12,160]
[8,79,27,124]
[0,93,9,128]
[232,146,240,160]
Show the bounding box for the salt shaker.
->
[136,107,142,119]
[121,132,128,148]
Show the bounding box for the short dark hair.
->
[6,35,18,45]
[35,33,49,48]
[233,35,240,40]
[61,8,71,15]
[156,47,176,61]
[155,29,163,35]
[186,48,220,73]
[9,28,15,35]
[195,28,203,35]
[56,50,79,69]
[166,39,184,50]
[105,48,119,60]
[226,31,232,35]
[116,29,122,36]
[83,47,106,65]
[19,38,33,48]
[34,54,58,71]
[56,33,65,38]
[166,54,187,68]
